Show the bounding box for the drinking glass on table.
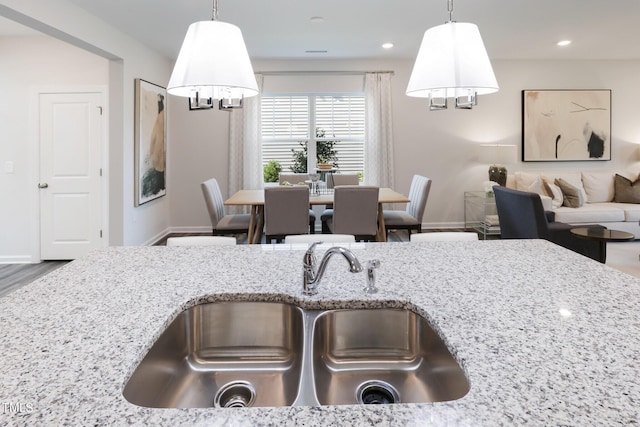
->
[309,173,320,196]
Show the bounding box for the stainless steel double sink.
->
[123,301,469,408]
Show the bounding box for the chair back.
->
[493,186,549,239]
[411,232,478,242]
[284,234,356,244]
[328,173,359,188]
[201,178,226,228]
[406,175,432,221]
[278,173,309,185]
[166,236,236,246]
[264,186,310,238]
[332,186,379,237]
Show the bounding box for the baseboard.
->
[147,226,212,246]
[168,226,212,234]
[0,255,38,264]
[142,228,172,247]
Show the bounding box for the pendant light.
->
[167,0,258,110]
[406,0,498,110]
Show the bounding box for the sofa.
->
[505,170,640,239]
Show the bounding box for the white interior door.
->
[39,92,104,260]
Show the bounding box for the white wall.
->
[167,96,230,234]
[168,58,640,231]
[0,0,174,263]
[0,35,108,262]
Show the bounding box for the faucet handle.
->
[306,241,323,253]
[304,241,323,267]
[365,259,380,294]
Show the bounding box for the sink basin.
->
[312,308,470,405]
[123,301,304,408]
[123,302,468,408]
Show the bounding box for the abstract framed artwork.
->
[134,78,166,206]
[522,89,611,162]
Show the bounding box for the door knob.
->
[38,183,48,189]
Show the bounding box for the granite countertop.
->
[1,240,639,426]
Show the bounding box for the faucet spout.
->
[303,243,363,295]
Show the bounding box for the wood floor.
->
[0,261,68,298]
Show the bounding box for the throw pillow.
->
[514,172,541,191]
[549,173,588,203]
[542,179,563,209]
[581,172,615,203]
[527,177,546,196]
[555,178,583,208]
[613,174,640,203]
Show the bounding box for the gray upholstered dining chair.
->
[383,175,432,239]
[326,172,359,189]
[264,186,312,243]
[201,178,252,237]
[277,173,317,231]
[326,185,379,242]
[320,173,361,231]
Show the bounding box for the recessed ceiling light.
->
[310,16,324,24]
[382,43,394,49]
[557,40,572,47]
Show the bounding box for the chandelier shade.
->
[167,20,259,100]
[406,21,498,106]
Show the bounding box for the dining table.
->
[225,187,411,243]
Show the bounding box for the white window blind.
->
[261,96,309,173]
[261,94,365,177]
[315,96,365,175]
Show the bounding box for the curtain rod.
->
[256,70,394,76]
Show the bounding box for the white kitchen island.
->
[1,240,639,426]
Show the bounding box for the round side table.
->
[570,227,635,263]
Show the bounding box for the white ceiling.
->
[4,0,640,61]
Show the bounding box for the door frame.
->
[29,85,109,262]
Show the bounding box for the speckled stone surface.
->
[1,240,640,426]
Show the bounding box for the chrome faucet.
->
[303,242,363,295]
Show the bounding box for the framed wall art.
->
[522,89,611,162]
[134,78,166,206]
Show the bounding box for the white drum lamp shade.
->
[406,22,498,100]
[478,144,517,166]
[167,20,259,100]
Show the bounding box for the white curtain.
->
[228,74,263,212]
[364,72,395,189]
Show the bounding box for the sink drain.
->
[214,381,256,408]
[356,380,400,405]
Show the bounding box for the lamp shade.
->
[478,144,517,165]
[167,20,259,99]
[406,22,498,98]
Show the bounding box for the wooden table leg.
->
[253,206,265,244]
[377,204,387,242]
[247,205,257,244]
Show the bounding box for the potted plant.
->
[263,160,282,183]
[291,127,339,173]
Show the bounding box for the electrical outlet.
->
[5,161,14,174]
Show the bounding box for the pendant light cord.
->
[447,0,454,22]
[212,0,219,21]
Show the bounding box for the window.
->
[261,94,365,179]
